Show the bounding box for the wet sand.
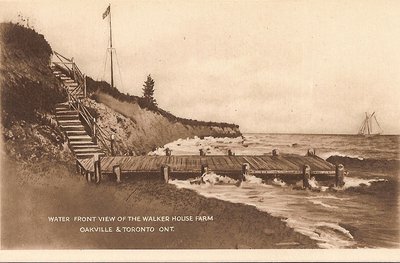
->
[1,156,317,249]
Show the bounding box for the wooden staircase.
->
[52,69,85,100]
[55,102,104,159]
[52,63,105,159]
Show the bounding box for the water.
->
[153,134,399,248]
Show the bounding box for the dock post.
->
[201,164,208,176]
[241,163,250,182]
[200,164,208,183]
[161,165,170,183]
[165,148,172,156]
[111,134,115,156]
[113,165,121,183]
[199,149,206,156]
[86,172,92,182]
[228,149,233,156]
[335,164,345,187]
[303,164,311,189]
[307,149,315,156]
[272,149,279,156]
[94,153,101,184]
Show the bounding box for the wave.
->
[308,200,339,209]
[320,151,365,160]
[271,178,286,187]
[201,172,237,184]
[244,174,263,184]
[343,177,388,189]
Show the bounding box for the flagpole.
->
[109,4,114,89]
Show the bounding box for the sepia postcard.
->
[0,0,399,261]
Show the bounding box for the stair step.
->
[56,113,78,117]
[65,83,79,87]
[53,70,62,74]
[56,112,79,117]
[59,120,82,125]
[68,135,92,141]
[56,116,80,121]
[76,152,105,159]
[56,102,69,108]
[55,108,76,112]
[66,130,88,135]
[55,105,72,108]
[64,79,75,83]
[71,144,98,148]
[69,140,94,145]
[73,148,102,153]
[61,125,85,131]
[60,76,71,80]
[55,105,70,110]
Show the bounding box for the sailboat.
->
[358,112,383,137]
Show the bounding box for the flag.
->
[102,5,110,19]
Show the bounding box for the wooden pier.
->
[76,150,345,187]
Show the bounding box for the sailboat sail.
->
[358,112,382,136]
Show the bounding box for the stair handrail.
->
[67,93,112,154]
[52,51,87,98]
[53,51,119,155]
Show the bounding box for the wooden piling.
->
[113,165,121,183]
[165,148,172,156]
[86,171,92,183]
[201,164,208,175]
[307,148,315,156]
[272,149,279,156]
[335,164,345,187]
[228,149,233,156]
[199,149,206,156]
[303,164,311,189]
[241,163,250,182]
[200,164,208,184]
[94,154,101,184]
[161,165,170,183]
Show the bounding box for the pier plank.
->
[77,154,336,177]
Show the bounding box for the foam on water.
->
[165,134,398,248]
[343,177,388,189]
[201,172,237,185]
[170,176,358,248]
[308,200,339,209]
[271,178,286,187]
[318,151,365,161]
[149,136,244,156]
[244,174,263,184]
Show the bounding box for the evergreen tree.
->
[142,74,157,108]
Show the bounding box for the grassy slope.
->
[0,22,65,126]
[1,155,317,249]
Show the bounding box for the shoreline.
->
[1,155,318,249]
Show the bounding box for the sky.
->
[1,0,400,134]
